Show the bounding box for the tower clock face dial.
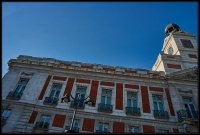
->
[168,47,173,55]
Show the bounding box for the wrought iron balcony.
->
[70,100,85,109]
[96,130,110,133]
[6,91,23,100]
[126,107,141,116]
[98,103,113,113]
[43,97,59,106]
[34,122,49,130]
[65,126,79,133]
[177,109,198,122]
[153,110,169,119]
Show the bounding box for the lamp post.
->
[61,93,94,133]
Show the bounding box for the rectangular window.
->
[101,89,112,105]
[44,83,62,105]
[66,119,80,132]
[180,39,194,48]
[97,122,109,133]
[14,78,29,95]
[49,83,62,98]
[158,129,169,133]
[127,92,137,108]
[2,109,11,126]
[36,115,51,129]
[129,126,139,133]
[182,97,197,118]
[75,86,87,100]
[152,95,164,111]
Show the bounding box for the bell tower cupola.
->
[152,23,197,74]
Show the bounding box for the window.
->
[101,89,112,105]
[182,97,197,118]
[152,95,164,111]
[97,122,109,133]
[168,47,174,55]
[180,39,194,48]
[75,86,87,100]
[7,78,29,100]
[129,126,139,133]
[44,83,62,105]
[66,119,80,132]
[2,109,11,126]
[158,129,169,133]
[127,92,137,108]
[36,115,51,129]
[49,83,62,98]
[14,78,29,95]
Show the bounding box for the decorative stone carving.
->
[21,72,34,77]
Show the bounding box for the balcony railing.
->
[43,97,59,106]
[177,109,198,122]
[153,110,169,119]
[70,100,85,109]
[65,126,79,133]
[98,103,113,113]
[6,91,23,100]
[34,122,49,130]
[96,130,110,133]
[126,107,141,116]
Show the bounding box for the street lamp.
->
[61,93,94,133]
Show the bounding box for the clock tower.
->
[152,24,198,74]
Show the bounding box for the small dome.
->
[165,23,181,36]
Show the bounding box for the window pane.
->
[158,102,164,111]
[153,102,158,110]
[107,97,111,105]
[184,104,192,118]
[101,96,105,104]
[127,99,131,107]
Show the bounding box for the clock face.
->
[168,47,173,55]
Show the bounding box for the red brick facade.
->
[113,122,125,133]
[143,125,155,133]
[63,78,75,96]
[38,75,52,100]
[52,114,66,128]
[28,111,38,124]
[82,118,95,132]
[115,83,123,110]
[141,86,151,113]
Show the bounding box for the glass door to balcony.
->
[101,89,112,105]
[97,122,109,133]
[49,83,62,103]
[152,95,164,111]
[182,97,197,118]
[75,86,87,100]
[127,92,137,108]
[13,78,29,95]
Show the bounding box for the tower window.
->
[168,47,174,55]
[180,39,194,48]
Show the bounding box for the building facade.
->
[2,24,198,133]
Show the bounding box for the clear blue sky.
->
[2,2,198,77]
